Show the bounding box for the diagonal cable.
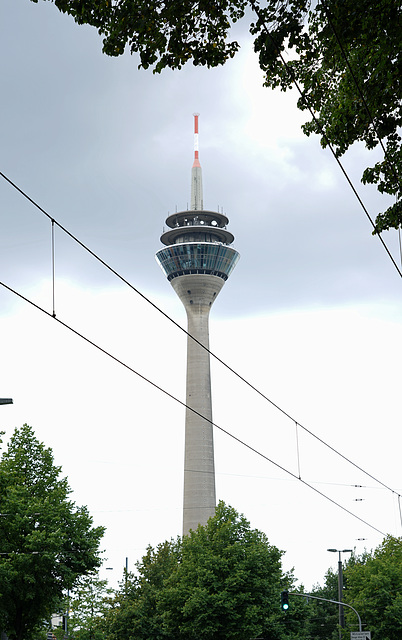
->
[248,0,402,278]
[320,0,401,192]
[0,276,388,537]
[0,169,400,498]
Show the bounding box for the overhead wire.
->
[1,169,401,505]
[2,7,402,527]
[75,459,388,490]
[248,0,402,279]
[320,0,402,270]
[1,4,400,560]
[0,276,388,537]
[320,0,401,193]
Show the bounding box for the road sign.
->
[351,632,371,640]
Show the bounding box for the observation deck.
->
[156,208,239,282]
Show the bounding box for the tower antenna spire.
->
[193,112,201,168]
[191,113,203,210]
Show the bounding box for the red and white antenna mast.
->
[193,112,201,168]
[191,112,203,210]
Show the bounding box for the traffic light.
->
[281,590,289,610]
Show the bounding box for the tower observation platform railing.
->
[164,209,229,229]
[172,218,228,228]
[160,210,234,246]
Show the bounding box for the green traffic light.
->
[281,590,289,610]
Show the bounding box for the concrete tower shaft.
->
[172,274,224,532]
[155,115,239,535]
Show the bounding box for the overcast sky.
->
[1,0,401,592]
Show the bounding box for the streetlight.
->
[327,548,352,637]
[0,399,13,405]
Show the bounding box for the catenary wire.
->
[79,460,387,489]
[322,0,402,270]
[0,276,388,537]
[320,0,402,193]
[321,0,401,192]
[0,169,401,501]
[248,0,402,279]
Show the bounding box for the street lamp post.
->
[327,548,352,638]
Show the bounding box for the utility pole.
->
[328,548,353,637]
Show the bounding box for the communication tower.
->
[156,115,239,534]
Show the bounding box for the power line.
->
[1,169,400,501]
[80,460,388,489]
[0,277,389,537]
[320,0,401,193]
[248,0,402,279]
[0,171,400,504]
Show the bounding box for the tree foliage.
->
[0,424,105,640]
[252,0,402,234]
[104,538,182,640]
[31,0,401,232]
[103,501,307,640]
[306,568,339,640]
[160,503,286,640]
[52,573,113,640]
[31,0,247,70]
[343,536,402,640]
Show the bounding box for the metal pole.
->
[290,592,362,632]
[338,551,345,632]
[327,548,352,638]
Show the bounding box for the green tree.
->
[306,567,341,640]
[0,424,105,640]
[253,0,402,235]
[31,0,401,232]
[104,538,182,640]
[343,536,402,640]
[161,503,290,640]
[104,502,307,640]
[53,573,114,640]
